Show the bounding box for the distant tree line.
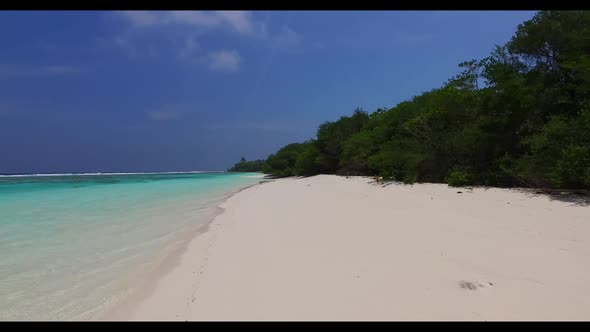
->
[261,11,590,189]
[228,157,265,172]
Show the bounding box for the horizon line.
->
[0,170,233,177]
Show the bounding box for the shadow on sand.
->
[518,189,590,207]
[263,174,590,206]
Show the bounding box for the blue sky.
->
[0,11,536,173]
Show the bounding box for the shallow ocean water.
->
[0,172,263,320]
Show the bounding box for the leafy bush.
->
[447,168,473,187]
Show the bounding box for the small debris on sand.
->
[458,280,488,290]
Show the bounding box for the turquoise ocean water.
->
[0,172,264,320]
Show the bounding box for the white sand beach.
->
[111,175,590,321]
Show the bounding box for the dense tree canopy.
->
[228,157,265,172]
[261,11,590,189]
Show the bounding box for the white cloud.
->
[207,50,241,72]
[214,11,257,36]
[118,11,263,36]
[166,11,220,27]
[112,11,300,71]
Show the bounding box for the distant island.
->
[259,11,590,190]
[227,157,264,172]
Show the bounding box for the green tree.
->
[260,11,590,190]
[315,109,370,173]
[262,143,309,177]
[228,158,265,172]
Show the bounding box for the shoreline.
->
[100,180,269,321]
[114,175,590,321]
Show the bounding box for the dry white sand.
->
[111,175,590,321]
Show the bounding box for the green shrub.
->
[447,168,473,187]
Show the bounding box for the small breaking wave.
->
[0,171,224,178]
